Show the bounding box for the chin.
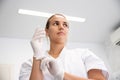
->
[55,39,67,44]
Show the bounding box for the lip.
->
[57,32,65,35]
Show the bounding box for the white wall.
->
[0,37,33,80]
[0,37,111,80]
[105,44,120,79]
[106,45,120,72]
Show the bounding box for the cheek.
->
[47,29,56,37]
[66,29,69,35]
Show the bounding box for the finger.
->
[32,35,45,42]
[33,27,45,36]
[41,58,48,71]
[46,60,50,68]
[44,57,52,69]
[35,29,45,34]
[33,33,45,39]
[34,31,46,38]
[32,30,46,40]
[33,30,46,38]
[35,28,45,33]
[34,29,45,35]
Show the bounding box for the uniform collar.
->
[46,46,67,59]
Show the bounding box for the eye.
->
[63,23,69,28]
[53,21,59,26]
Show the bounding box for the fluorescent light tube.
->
[18,9,86,22]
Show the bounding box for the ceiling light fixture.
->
[18,9,86,22]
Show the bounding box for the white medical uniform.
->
[19,47,109,80]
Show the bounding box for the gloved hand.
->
[30,28,46,59]
[41,57,64,80]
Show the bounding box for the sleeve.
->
[19,59,32,80]
[83,49,109,79]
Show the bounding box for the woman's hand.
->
[41,57,64,80]
[31,28,46,59]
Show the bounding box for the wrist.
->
[33,53,46,60]
[33,57,42,62]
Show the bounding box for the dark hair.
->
[45,14,66,29]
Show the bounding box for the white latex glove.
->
[31,28,46,59]
[41,57,64,80]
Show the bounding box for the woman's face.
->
[46,15,69,44]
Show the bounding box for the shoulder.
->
[66,48,93,56]
[19,58,33,79]
[21,58,32,67]
[20,58,33,72]
[63,48,93,61]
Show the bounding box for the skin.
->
[45,15,69,58]
[30,14,107,80]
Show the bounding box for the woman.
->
[19,14,109,80]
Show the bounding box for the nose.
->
[58,24,64,30]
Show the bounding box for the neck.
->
[49,43,65,58]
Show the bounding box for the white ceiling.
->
[0,0,120,43]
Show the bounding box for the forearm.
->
[30,57,43,80]
[64,72,93,80]
[88,69,106,80]
[64,70,106,80]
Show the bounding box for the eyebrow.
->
[51,20,68,23]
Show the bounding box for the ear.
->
[45,29,49,36]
